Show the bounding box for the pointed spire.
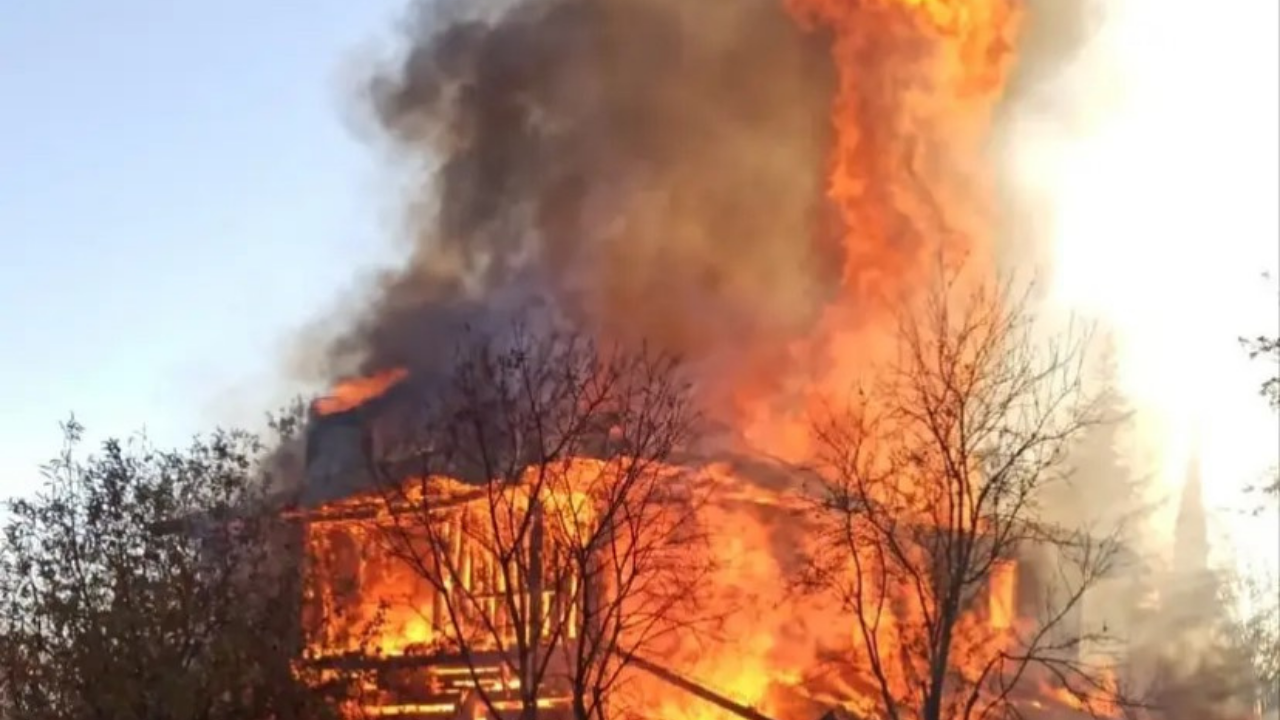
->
[1158,428,1220,642]
[1172,431,1209,581]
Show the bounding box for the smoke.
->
[989,0,1153,531]
[322,0,839,412]
[995,1,1278,710]
[990,0,1104,276]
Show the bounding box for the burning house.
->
[265,0,1153,716]
[290,386,803,720]
[282,377,1136,720]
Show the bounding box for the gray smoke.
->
[323,0,840,407]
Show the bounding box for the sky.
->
[0,1,407,496]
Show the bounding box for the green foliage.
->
[0,418,343,720]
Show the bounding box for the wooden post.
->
[549,546,565,640]
[529,497,546,644]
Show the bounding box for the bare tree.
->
[1241,328,1279,502]
[352,325,709,720]
[1239,275,1279,501]
[1243,332,1280,414]
[0,417,348,720]
[1232,295,1280,714]
[800,267,1139,720]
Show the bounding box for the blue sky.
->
[0,1,409,496]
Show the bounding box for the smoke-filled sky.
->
[309,0,841,427]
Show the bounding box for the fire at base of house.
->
[279,405,1143,720]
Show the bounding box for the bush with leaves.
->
[0,416,342,720]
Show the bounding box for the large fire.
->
[739,0,1020,462]
[291,1,1134,719]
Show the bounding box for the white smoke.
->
[1000,0,1279,580]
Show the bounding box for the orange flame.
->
[1036,666,1122,718]
[302,459,628,661]
[738,0,1022,461]
[313,368,408,416]
[742,0,1028,713]
[989,560,1017,632]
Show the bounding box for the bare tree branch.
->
[303,322,711,720]
[799,263,1144,720]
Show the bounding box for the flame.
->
[313,1,1022,439]
[313,367,409,416]
[739,0,1027,713]
[302,461,603,660]
[300,458,828,719]
[624,464,816,720]
[300,458,1116,720]
[737,0,1021,462]
[1035,666,1122,718]
[988,560,1017,632]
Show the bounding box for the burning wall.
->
[294,405,1100,720]
[298,461,594,718]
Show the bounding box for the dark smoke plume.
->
[324,0,839,407]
